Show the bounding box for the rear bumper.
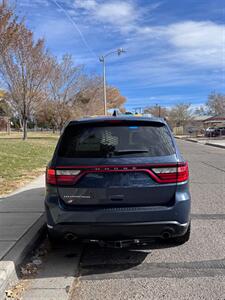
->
[47,220,189,239]
[45,183,191,239]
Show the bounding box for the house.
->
[173,115,212,136]
[203,114,225,128]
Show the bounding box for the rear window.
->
[58,122,175,158]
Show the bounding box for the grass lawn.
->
[0,131,59,195]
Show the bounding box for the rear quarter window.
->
[58,121,175,158]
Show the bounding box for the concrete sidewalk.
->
[175,136,225,149]
[0,175,45,300]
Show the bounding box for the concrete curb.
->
[205,142,225,149]
[175,137,225,149]
[185,138,198,143]
[0,214,46,300]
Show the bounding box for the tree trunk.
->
[7,119,11,135]
[23,118,28,140]
[19,118,23,131]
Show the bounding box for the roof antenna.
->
[112,110,117,117]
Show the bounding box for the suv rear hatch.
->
[48,120,187,207]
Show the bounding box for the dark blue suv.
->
[45,116,191,245]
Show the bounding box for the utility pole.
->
[100,57,107,116]
[156,104,161,117]
[99,48,126,115]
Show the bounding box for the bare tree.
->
[168,103,193,128]
[144,105,168,118]
[75,76,126,117]
[47,54,83,131]
[36,64,126,129]
[0,22,53,139]
[206,92,225,115]
[35,100,58,132]
[0,1,20,54]
[106,86,126,111]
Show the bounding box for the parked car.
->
[205,127,225,137]
[205,127,214,137]
[217,127,225,136]
[45,116,191,245]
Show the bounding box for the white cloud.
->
[122,20,225,68]
[73,0,97,10]
[165,21,225,67]
[72,0,140,33]
[105,21,225,91]
[167,21,223,49]
[95,2,137,25]
[72,2,225,67]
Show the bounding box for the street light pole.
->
[156,103,161,117]
[99,48,126,116]
[102,57,107,116]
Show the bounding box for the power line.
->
[51,0,97,59]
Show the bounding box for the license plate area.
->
[75,171,154,188]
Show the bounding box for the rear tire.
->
[171,223,191,245]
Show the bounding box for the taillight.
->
[46,168,81,185]
[56,169,81,185]
[177,162,189,182]
[46,168,57,185]
[151,162,189,183]
[151,166,177,183]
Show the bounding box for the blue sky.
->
[14,0,225,110]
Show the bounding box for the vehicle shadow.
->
[78,239,177,277]
[14,237,177,282]
[14,230,225,283]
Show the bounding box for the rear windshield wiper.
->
[114,149,149,155]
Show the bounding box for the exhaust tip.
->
[64,232,77,241]
[161,231,172,239]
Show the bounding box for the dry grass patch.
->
[0,132,59,195]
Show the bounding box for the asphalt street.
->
[17,140,225,300]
